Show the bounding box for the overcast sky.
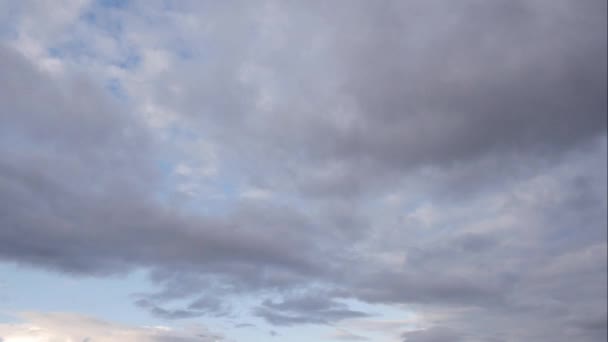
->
[0,0,606,341]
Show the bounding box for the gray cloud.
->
[0,0,606,341]
[254,292,370,326]
[141,0,607,199]
[134,299,204,320]
[0,45,326,276]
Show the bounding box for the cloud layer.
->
[0,0,606,341]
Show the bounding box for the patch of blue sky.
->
[0,2,20,39]
[0,263,156,326]
[41,12,138,78]
[104,77,128,100]
[81,6,124,38]
[0,264,280,340]
[231,324,335,342]
[115,52,141,69]
[46,40,92,61]
[0,312,18,324]
[175,45,195,61]
[81,3,143,70]
[0,23,18,41]
[344,298,422,330]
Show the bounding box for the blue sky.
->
[0,0,606,341]
[0,263,414,341]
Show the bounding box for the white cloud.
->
[0,312,223,342]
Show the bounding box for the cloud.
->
[0,45,327,279]
[254,292,370,326]
[0,0,606,341]
[130,0,607,199]
[0,312,224,342]
[134,299,205,320]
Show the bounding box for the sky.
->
[0,0,606,341]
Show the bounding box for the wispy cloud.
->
[0,312,225,342]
